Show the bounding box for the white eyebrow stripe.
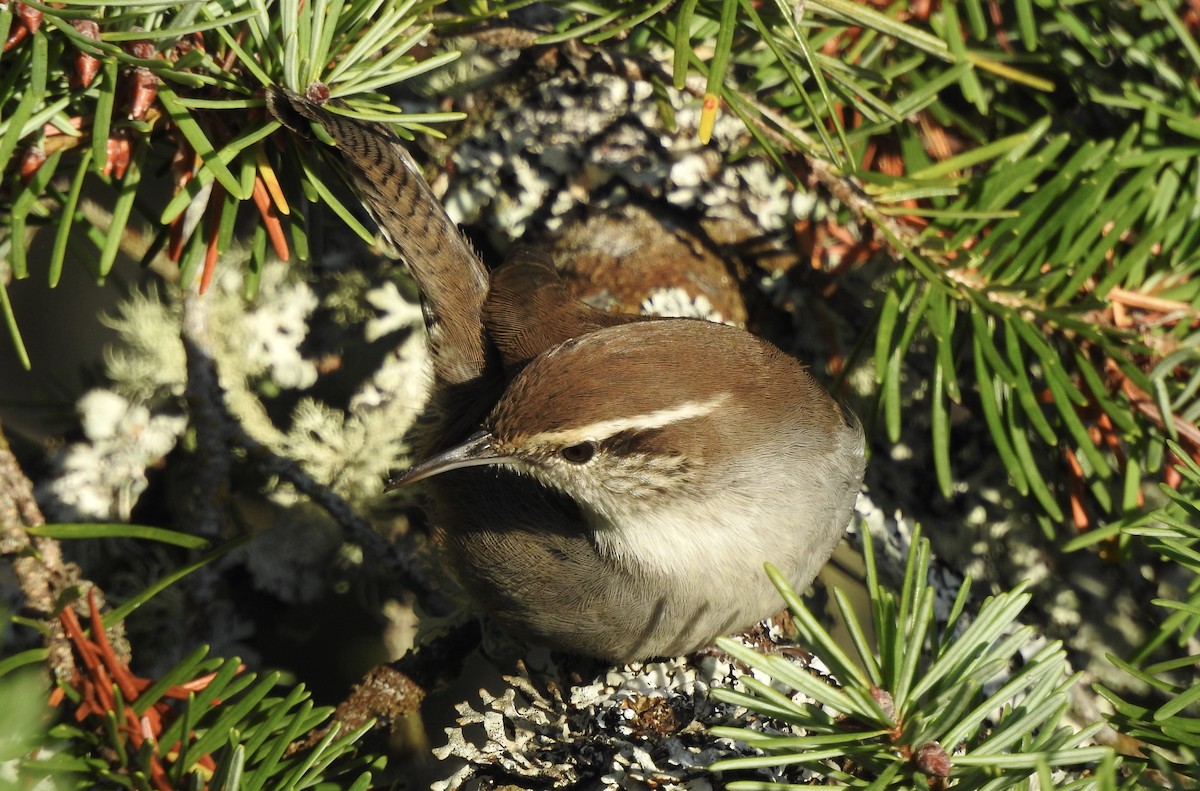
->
[533,393,730,446]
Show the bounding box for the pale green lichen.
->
[41,256,430,522]
[103,288,187,403]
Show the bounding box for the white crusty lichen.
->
[440,67,809,251]
[36,389,187,521]
[640,288,727,324]
[210,262,321,391]
[364,280,425,342]
[432,637,828,790]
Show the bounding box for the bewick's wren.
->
[267,87,865,662]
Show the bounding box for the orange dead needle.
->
[699,93,719,144]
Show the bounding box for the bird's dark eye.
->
[560,442,595,464]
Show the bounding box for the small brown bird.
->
[267,87,865,662]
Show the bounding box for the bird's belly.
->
[433,480,804,661]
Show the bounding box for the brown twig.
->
[0,425,80,681]
[180,291,233,539]
[1120,375,1200,453]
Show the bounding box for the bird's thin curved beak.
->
[386,430,515,490]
